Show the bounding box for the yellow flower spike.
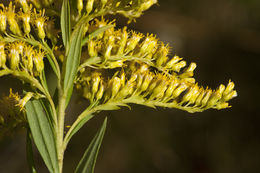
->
[5,2,22,36]
[33,49,45,75]
[17,92,33,110]
[171,83,188,99]
[91,73,101,95]
[86,0,94,15]
[0,42,6,68]
[0,10,6,32]
[111,77,121,98]
[15,0,29,13]
[96,82,105,101]
[19,11,31,35]
[165,55,182,69]
[223,80,235,96]
[117,27,128,55]
[8,44,20,70]
[77,0,83,16]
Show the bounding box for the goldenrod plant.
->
[0,0,237,172]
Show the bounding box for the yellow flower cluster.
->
[76,62,237,113]
[82,18,196,82]
[75,0,157,20]
[0,2,49,40]
[0,89,26,138]
[0,41,45,76]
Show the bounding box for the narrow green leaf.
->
[74,117,107,173]
[63,25,84,93]
[81,25,114,46]
[61,0,71,49]
[26,129,37,173]
[26,99,59,173]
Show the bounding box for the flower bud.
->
[19,12,31,35]
[0,42,6,68]
[86,0,94,14]
[172,60,186,72]
[139,0,157,12]
[151,81,168,99]
[164,80,179,99]
[96,82,104,100]
[77,0,83,16]
[195,89,205,106]
[171,83,188,99]
[182,84,199,104]
[29,0,42,9]
[34,16,46,40]
[223,80,235,96]
[88,39,98,57]
[6,3,22,36]
[117,27,128,55]
[126,32,142,52]
[17,92,33,110]
[201,89,212,107]
[186,62,197,72]
[165,55,182,69]
[223,90,237,101]
[111,77,121,98]
[216,102,229,110]
[24,46,34,73]
[91,73,101,95]
[104,35,115,59]
[9,46,20,70]
[33,50,45,74]
[140,73,153,92]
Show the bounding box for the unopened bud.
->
[86,0,94,14]
[223,80,235,96]
[172,60,186,72]
[166,55,182,69]
[216,102,230,110]
[171,83,188,98]
[223,90,237,101]
[17,0,29,13]
[96,83,104,100]
[111,77,121,98]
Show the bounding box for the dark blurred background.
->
[1,0,260,172]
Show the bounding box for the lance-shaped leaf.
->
[74,117,107,173]
[25,99,59,173]
[63,25,84,94]
[61,0,71,49]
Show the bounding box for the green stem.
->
[57,89,66,173]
